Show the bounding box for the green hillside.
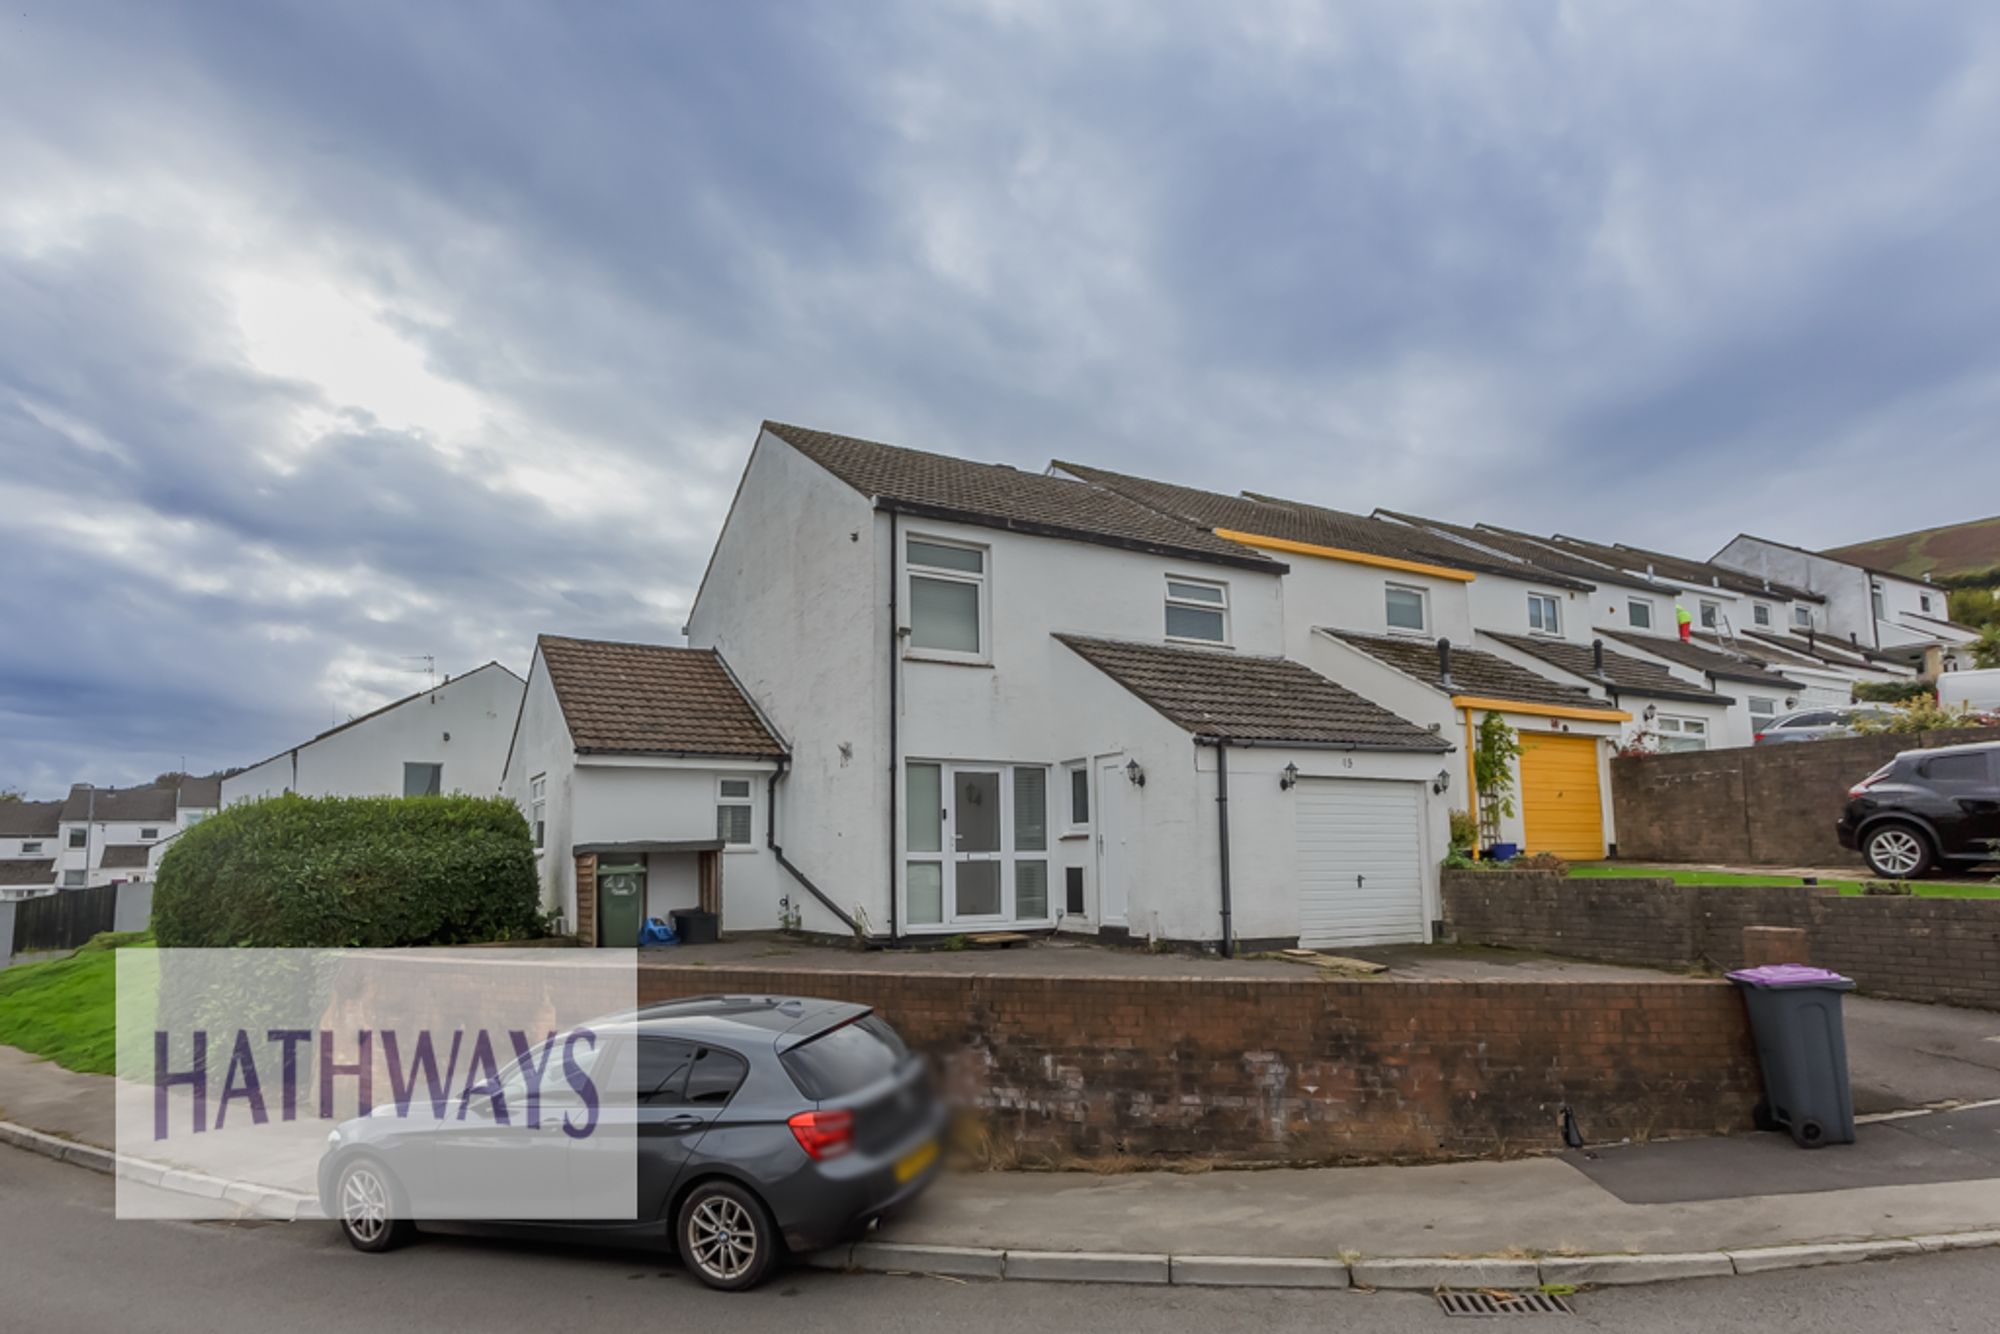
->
[1825,514,2000,587]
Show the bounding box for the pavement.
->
[8,1146,2000,1332]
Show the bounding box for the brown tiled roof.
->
[1545,533,1822,603]
[764,423,1278,572]
[1328,632,1620,713]
[1742,629,1888,672]
[1375,511,1663,593]
[1484,633,1731,706]
[99,844,152,870]
[538,636,786,758]
[59,784,177,823]
[0,859,55,887]
[0,800,62,837]
[1598,630,1804,691]
[1234,492,1596,589]
[176,775,222,810]
[1056,635,1449,752]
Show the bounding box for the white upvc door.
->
[1096,757,1130,926]
[948,767,1007,923]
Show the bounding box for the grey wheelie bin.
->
[1727,964,1857,1148]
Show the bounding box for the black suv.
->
[1838,742,2000,878]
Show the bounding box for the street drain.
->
[1436,1289,1575,1317]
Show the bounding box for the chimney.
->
[1592,638,1608,680]
[1437,638,1456,692]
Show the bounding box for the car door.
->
[427,1036,606,1221]
[1918,750,2000,859]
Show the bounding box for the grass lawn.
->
[0,930,150,1075]
[1569,863,2000,898]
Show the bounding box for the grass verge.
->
[0,930,151,1075]
[1568,863,2000,897]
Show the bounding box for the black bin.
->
[1728,964,1857,1148]
[671,908,720,945]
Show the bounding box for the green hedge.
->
[1852,678,1936,704]
[153,794,545,948]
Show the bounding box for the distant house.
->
[1712,535,1980,672]
[54,776,220,890]
[499,635,789,946]
[222,663,525,807]
[0,799,62,900]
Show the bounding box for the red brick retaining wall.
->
[637,963,1758,1163]
[1610,727,1991,866]
[1444,869,2000,1010]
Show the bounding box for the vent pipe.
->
[1437,638,1456,692]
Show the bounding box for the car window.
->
[781,1015,910,1101]
[638,1037,696,1106]
[1922,753,1992,786]
[1783,712,1833,728]
[684,1046,749,1106]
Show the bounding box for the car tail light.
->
[1848,764,1894,799]
[788,1109,854,1160]
[1753,733,1765,743]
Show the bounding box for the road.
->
[5,1146,2000,1333]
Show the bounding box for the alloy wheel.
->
[341,1166,390,1245]
[1869,828,1923,876]
[687,1195,759,1282]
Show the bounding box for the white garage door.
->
[1294,778,1427,949]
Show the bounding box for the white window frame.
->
[63,869,85,888]
[1748,697,1778,722]
[716,777,754,849]
[1062,760,1091,835]
[903,760,1053,930]
[1753,603,1772,627]
[1164,576,1230,645]
[1384,583,1429,636]
[1628,596,1655,630]
[139,826,159,841]
[67,827,86,849]
[1526,592,1561,636]
[904,534,990,664]
[529,774,547,851]
[1920,592,1933,615]
[1794,604,1812,628]
[1698,600,1720,630]
[1655,714,1709,752]
[1871,585,1886,621]
[20,840,43,856]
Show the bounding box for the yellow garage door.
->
[1518,733,1605,860]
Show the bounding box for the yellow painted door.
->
[1518,733,1605,860]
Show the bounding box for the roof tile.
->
[539,636,785,758]
[1597,629,1804,690]
[1329,631,1620,713]
[1484,632,1732,705]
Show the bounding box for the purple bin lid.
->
[1727,963,1854,990]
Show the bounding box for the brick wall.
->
[1610,728,1991,866]
[636,962,1758,1163]
[1444,870,2000,1010]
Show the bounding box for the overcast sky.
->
[4,1,1997,793]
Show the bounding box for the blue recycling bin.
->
[1728,964,1857,1148]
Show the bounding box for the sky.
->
[4,1,1998,794]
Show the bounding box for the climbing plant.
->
[1473,712,1522,843]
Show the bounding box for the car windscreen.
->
[781,1014,910,1101]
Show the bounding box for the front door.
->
[597,863,646,947]
[1096,758,1129,926]
[951,769,1004,920]
[1518,734,1607,861]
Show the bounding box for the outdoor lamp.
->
[1280,762,1299,791]
[1125,759,1146,788]
[1433,769,1450,795]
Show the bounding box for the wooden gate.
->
[11,884,119,955]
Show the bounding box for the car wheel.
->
[676,1180,778,1291]
[336,1159,413,1253]
[1863,823,1932,879]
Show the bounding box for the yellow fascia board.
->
[1212,529,1476,582]
[1450,694,1630,723]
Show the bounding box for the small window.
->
[907,537,986,657]
[1754,604,1772,627]
[1794,605,1812,627]
[64,869,84,887]
[1066,764,1089,829]
[1527,593,1561,635]
[716,777,754,847]
[1699,601,1719,630]
[1655,715,1708,752]
[139,827,159,841]
[684,1046,749,1106]
[1922,753,1990,785]
[1748,697,1777,721]
[529,774,547,850]
[67,828,86,849]
[1920,593,1933,614]
[1164,578,1228,643]
[1065,865,1086,915]
[403,762,443,797]
[1385,584,1428,634]
[1628,597,1655,629]
[1871,586,1886,621]
[20,840,42,856]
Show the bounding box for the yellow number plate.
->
[894,1139,939,1183]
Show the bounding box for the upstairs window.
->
[529,774,547,850]
[1385,584,1428,634]
[21,840,43,856]
[1164,578,1228,643]
[1794,605,1812,628]
[906,538,986,658]
[139,827,159,841]
[1699,600,1720,630]
[403,762,443,797]
[68,828,86,849]
[1628,597,1655,630]
[1753,603,1772,627]
[1527,593,1560,636]
[1871,585,1886,621]
[716,778,754,847]
[1920,593,1934,615]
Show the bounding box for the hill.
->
[1824,514,2000,587]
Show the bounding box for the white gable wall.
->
[500,650,578,924]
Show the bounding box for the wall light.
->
[1432,769,1451,795]
[1125,759,1146,788]
[1279,762,1299,791]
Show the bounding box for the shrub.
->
[1448,809,1479,854]
[1852,697,1996,735]
[1852,678,1935,705]
[153,794,545,948]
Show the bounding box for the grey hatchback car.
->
[1755,705,1895,744]
[318,995,945,1290]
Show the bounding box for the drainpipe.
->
[766,757,865,939]
[885,509,901,944]
[1199,738,1235,958]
